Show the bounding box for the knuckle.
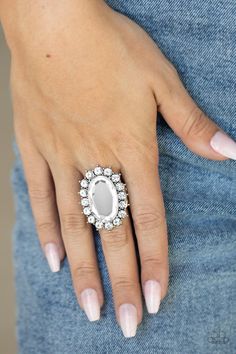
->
[28,186,52,202]
[62,213,86,234]
[156,60,179,95]
[182,106,209,138]
[142,255,164,270]
[133,209,166,232]
[101,227,128,250]
[36,220,58,233]
[164,60,179,78]
[118,137,157,165]
[116,139,139,161]
[113,277,140,294]
[73,261,97,280]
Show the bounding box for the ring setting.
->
[79,166,129,231]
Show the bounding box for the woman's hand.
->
[2,0,236,337]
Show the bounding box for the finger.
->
[153,64,236,160]
[123,151,169,315]
[51,165,104,322]
[17,140,65,272]
[99,215,142,338]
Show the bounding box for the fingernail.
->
[144,280,161,314]
[80,288,100,322]
[119,304,137,338]
[44,243,60,272]
[210,131,236,160]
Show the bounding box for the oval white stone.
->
[88,175,119,223]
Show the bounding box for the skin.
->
[0,0,228,331]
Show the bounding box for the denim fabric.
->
[11,0,236,353]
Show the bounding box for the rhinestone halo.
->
[79,165,128,231]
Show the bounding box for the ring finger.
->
[123,151,169,314]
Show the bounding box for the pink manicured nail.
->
[210,131,236,160]
[144,280,161,314]
[80,288,100,322]
[44,243,60,273]
[119,304,137,338]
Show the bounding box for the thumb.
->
[155,69,236,161]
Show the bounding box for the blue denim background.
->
[11,0,236,353]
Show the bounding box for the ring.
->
[79,165,129,231]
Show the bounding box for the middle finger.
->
[79,164,143,338]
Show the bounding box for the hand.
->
[3,0,236,337]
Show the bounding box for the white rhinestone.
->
[79,189,87,197]
[85,170,94,179]
[81,198,89,206]
[116,183,124,191]
[118,210,127,218]
[113,217,121,226]
[83,207,91,216]
[111,174,120,183]
[95,221,103,229]
[94,166,103,175]
[88,215,95,224]
[119,201,127,209]
[81,179,88,188]
[104,222,113,230]
[104,168,112,176]
[118,192,126,200]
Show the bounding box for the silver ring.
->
[79,165,129,231]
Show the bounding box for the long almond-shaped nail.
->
[144,280,161,314]
[80,288,100,322]
[119,303,137,338]
[210,131,236,160]
[44,243,60,272]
